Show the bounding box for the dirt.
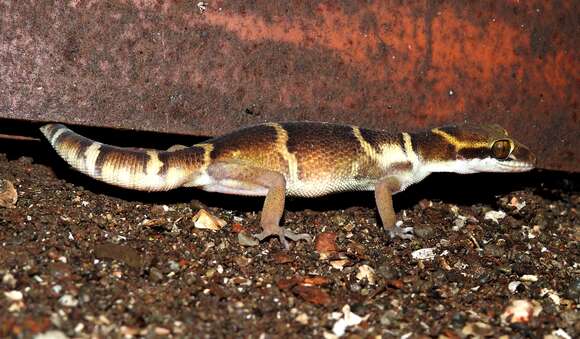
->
[0,139,578,338]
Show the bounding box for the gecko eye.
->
[491,140,512,159]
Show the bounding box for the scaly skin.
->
[41,122,536,248]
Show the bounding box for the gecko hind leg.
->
[206,162,312,249]
[375,176,414,240]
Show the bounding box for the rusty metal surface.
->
[0,1,577,171]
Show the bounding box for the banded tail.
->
[40,124,210,191]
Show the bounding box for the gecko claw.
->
[254,227,312,249]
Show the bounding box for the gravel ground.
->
[0,139,578,338]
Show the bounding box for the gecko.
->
[40,122,536,248]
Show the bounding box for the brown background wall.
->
[0,1,577,171]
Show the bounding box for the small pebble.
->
[168,260,181,272]
[330,259,350,270]
[508,281,524,293]
[501,299,542,324]
[0,179,17,208]
[59,294,78,307]
[193,209,226,230]
[453,216,467,230]
[411,248,436,260]
[154,327,171,335]
[4,290,23,301]
[331,305,366,337]
[484,210,506,223]
[550,328,572,339]
[520,274,538,282]
[238,232,259,246]
[2,272,17,288]
[33,330,69,339]
[295,312,309,325]
[355,265,376,285]
[509,196,527,212]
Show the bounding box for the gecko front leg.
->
[206,162,311,249]
[253,171,312,248]
[375,176,414,239]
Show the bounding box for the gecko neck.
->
[407,129,478,174]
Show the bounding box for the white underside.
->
[198,177,377,198]
[192,169,427,198]
[186,156,532,198]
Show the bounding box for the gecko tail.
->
[40,124,209,191]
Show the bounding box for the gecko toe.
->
[282,229,312,243]
[388,226,414,240]
[254,227,311,249]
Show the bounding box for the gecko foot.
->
[387,225,414,240]
[254,227,312,249]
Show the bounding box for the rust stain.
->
[199,3,420,72]
[198,2,577,121]
[424,7,527,118]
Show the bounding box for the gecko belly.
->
[199,175,376,198]
[285,178,377,198]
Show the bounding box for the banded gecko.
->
[41,122,536,248]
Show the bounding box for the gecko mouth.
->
[497,161,535,172]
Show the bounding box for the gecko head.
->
[420,124,536,174]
